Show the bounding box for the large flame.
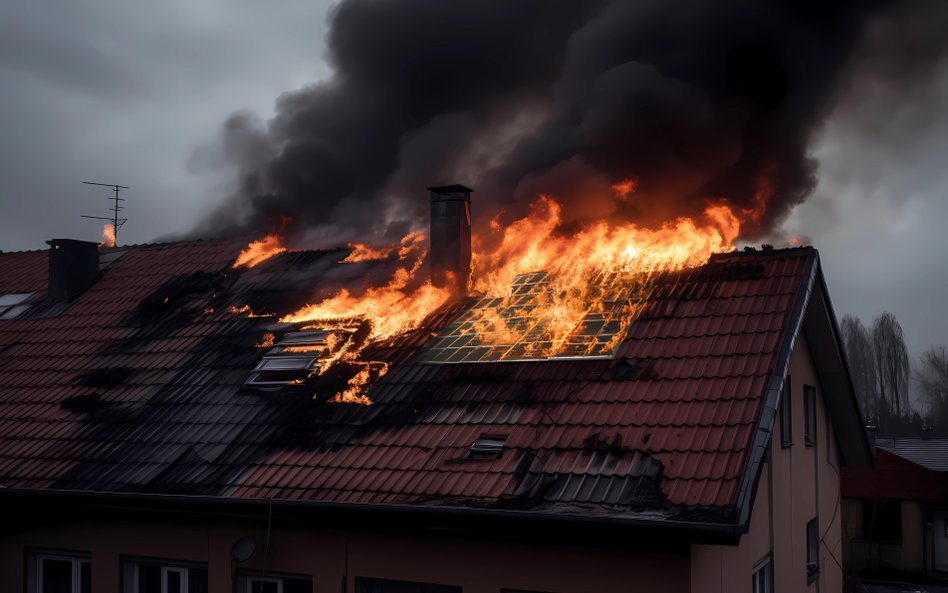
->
[245,187,744,404]
[233,234,286,268]
[282,232,452,340]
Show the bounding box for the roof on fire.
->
[0,239,870,533]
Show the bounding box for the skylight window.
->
[0,293,33,319]
[276,330,328,346]
[244,328,346,390]
[422,271,649,363]
[254,355,318,372]
[467,435,508,459]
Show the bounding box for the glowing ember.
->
[611,178,638,201]
[100,223,116,248]
[228,305,274,318]
[233,234,286,268]
[256,333,275,348]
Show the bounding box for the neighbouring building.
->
[841,439,948,580]
[0,194,871,593]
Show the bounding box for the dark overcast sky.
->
[1,0,946,361]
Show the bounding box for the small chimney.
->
[428,184,472,294]
[46,239,100,302]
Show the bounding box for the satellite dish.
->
[230,536,257,562]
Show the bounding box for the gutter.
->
[0,487,744,545]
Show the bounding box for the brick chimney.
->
[428,184,472,295]
[46,239,100,302]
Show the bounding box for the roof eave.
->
[733,249,874,533]
[0,487,744,545]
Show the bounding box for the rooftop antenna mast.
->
[81,181,129,245]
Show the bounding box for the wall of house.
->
[841,498,926,575]
[691,335,844,593]
[0,511,692,593]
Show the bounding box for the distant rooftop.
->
[876,437,948,472]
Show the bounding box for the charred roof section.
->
[0,240,869,535]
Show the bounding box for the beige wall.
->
[0,513,691,593]
[691,335,844,593]
[842,498,926,575]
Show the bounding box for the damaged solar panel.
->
[421,271,652,363]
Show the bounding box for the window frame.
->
[751,553,772,593]
[236,570,313,593]
[162,565,188,593]
[804,384,817,446]
[780,375,793,448]
[28,550,91,593]
[122,556,207,593]
[806,518,820,584]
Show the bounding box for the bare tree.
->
[841,315,879,422]
[916,346,948,427]
[871,311,910,420]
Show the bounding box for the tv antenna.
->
[81,181,129,245]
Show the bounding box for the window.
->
[780,375,792,448]
[0,292,33,319]
[237,571,312,593]
[806,518,819,583]
[355,577,461,593]
[862,499,902,542]
[804,385,816,446]
[122,558,208,593]
[751,554,772,593]
[27,551,91,593]
[467,435,507,459]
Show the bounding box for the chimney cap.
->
[46,238,100,248]
[428,183,474,194]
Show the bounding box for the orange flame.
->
[100,223,116,248]
[228,304,275,318]
[274,192,743,402]
[342,229,426,263]
[282,233,451,341]
[233,234,286,268]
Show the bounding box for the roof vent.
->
[467,435,507,459]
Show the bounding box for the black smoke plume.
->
[195,0,898,243]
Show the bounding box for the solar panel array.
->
[421,270,651,363]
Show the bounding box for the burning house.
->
[0,184,871,593]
